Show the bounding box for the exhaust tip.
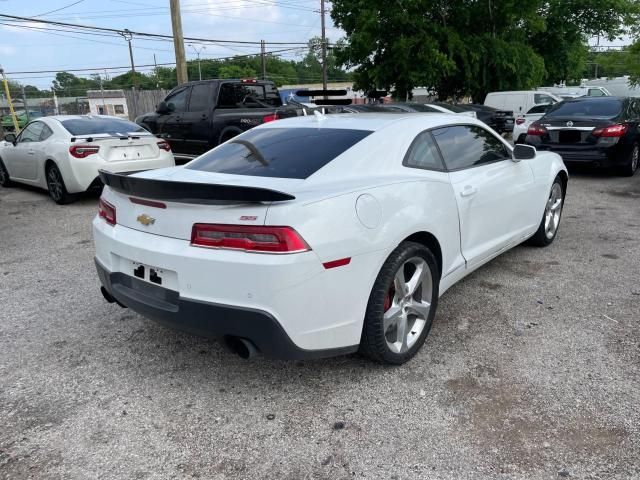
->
[100,286,127,308]
[224,336,259,359]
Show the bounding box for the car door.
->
[431,124,537,267]
[157,86,190,153]
[3,121,45,180]
[182,82,214,155]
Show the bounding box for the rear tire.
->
[46,163,75,204]
[0,158,12,187]
[360,241,439,365]
[619,143,639,177]
[528,177,564,247]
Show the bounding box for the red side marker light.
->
[322,257,351,269]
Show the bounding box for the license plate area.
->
[114,255,179,291]
[107,145,152,161]
[559,129,582,144]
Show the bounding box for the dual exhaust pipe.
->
[99,287,259,359]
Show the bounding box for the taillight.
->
[527,122,548,136]
[69,144,100,158]
[515,118,526,125]
[592,124,628,137]
[98,198,116,226]
[157,139,171,151]
[191,224,310,253]
[262,113,279,123]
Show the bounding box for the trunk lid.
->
[74,134,162,163]
[540,117,615,145]
[101,168,302,240]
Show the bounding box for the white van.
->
[484,91,562,116]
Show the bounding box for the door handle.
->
[460,185,477,197]
[27,149,35,155]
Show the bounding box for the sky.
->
[0,0,343,90]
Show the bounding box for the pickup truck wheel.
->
[219,130,241,144]
[360,241,439,365]
[0,158,12,187]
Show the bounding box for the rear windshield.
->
[60,117,148,136]
[186,127,372,179]
[545,99,622,118]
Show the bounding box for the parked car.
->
[484,90,562,116]
[135,79,303,163]
[454,104,514,133]
[94,113,567,364]
[513,103,555,144]
[525,96,639,176]
[378,102,476,118]
[1,110,44,131]
[0,115,175,204]
[537,85,611,98]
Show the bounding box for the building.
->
[86,90,128,118]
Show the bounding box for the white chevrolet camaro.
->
[0,115,175,204]
[93,113,567,364]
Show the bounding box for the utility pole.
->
[21,85,29,122]
[153,53,159,88]
[170,0,188,85]
[261,40,266,80]
[189,44,206,81]
[120,28,138,117]
[0,65,20,133]
[320,0,328,91]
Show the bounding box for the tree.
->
[331,0,639,101]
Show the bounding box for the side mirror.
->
[4,133,16,145]
[156,101,172,114]
[513,144,536,161]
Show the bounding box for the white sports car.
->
[93,113,567,364]
[0,115,175,204]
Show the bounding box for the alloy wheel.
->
[544,183,563,239]
[632,145,639,173]
[382,257,432,354]
[47,167,63,202]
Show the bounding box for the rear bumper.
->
[96,259,356,360]
[525,140,626,167]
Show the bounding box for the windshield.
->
[545,99,622,119]
[186,127,372,179]
[59,117,148,136]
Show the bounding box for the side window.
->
[165,87,189,113]
[534,93,554,104]
[40,124,54,141]
[18,122,45,143]
[589,88,605,97]
[432,125,510,171]
[403,131,445,171]
[114,104,125,114]
[217,83,241,108]
[188,83,212,112]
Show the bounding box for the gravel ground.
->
[1,171,639,480]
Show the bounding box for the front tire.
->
[0,158,12,187]
[528,177,564,247]
[46,163,75,204]
[619,143,639,177]
[360,242,439,365]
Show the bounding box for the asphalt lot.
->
[1,171,639,480]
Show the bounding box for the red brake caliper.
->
[383,285,395,312]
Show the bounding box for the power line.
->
[0,13,311,45]
[33,0,86,17]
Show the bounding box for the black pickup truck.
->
[135,79,304,162]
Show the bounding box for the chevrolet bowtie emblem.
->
[136,214,155,226]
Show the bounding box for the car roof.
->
[48,114,135,121]
[561,96,625,103]
[259,112,480,132]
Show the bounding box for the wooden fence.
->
[124,89,169,120]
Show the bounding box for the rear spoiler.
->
[98,170,296,203]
